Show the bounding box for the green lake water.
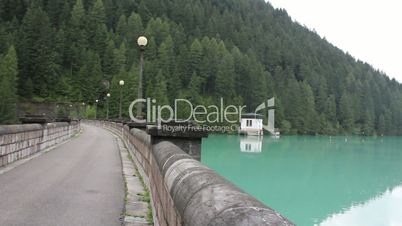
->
[201,135,402,226]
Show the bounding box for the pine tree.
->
[324,95,337,122]
[158,35,174,76]
[145,17,170,46]
[188,72,202,104]
[46,0,65,27]
[300,82,318,134]
[103,39,116,80]
[158,35,181,98]
[67,0,87,74]
[116,15,128,38]
[123,63,139,118]
[152,70,169,106]
[90,0,106,25]
[127,13,143,43]
[377,114,386,136]
[88,0,107,57]
[0,46,18,124]
[78,51,103,102]
[18,3,58,97]
[339,93,355,132]
[215,48,235,101]
[113,41,127,73]
[189,38,202,75]
[109,68,127,118]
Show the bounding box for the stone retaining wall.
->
[88,121,294,226]
[0,121,80,167]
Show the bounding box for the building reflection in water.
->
[240,136,263,153]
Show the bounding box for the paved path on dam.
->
[0,124,124,226]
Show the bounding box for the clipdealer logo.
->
[128,98,275,132]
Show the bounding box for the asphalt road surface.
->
[0,124,124,226]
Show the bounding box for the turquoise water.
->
[201,135,402,226]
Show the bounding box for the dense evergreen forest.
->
[0,0,402,135]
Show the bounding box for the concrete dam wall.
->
[0,121,80,167]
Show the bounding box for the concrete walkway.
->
[0,124,125,226]
[116,137,152,226]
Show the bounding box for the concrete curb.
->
[114,133,153,226]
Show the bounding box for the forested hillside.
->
[1,0,402,135]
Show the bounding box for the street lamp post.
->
[119,80,125,120]
[106,93,111,120]
[137,36,148,118]
[95,99,99,119]
[69,104,73,117]
[81,102,85,119]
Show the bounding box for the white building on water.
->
[239,113,264,136]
